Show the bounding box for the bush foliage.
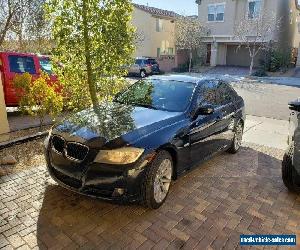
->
[13,72,63,129]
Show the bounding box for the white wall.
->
[0,74,10,135]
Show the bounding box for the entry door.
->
[206,44,211,65]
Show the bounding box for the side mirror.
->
[289,105,300,112]
[193,104,214,119]
[289,100,300,112]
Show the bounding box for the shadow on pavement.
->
[36,146,300,249]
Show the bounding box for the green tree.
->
[46,0,135,111]
[13,72,63,130]
[175,16,209,73]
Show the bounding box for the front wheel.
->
[228,120,244,154]
[141,151,173,209]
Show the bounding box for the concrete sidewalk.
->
[256,77,300,88]
[243,115,289,150]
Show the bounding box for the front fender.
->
[131,119,191,176]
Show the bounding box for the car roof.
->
[148,74,221,84]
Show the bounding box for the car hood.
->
[53,102,183,148]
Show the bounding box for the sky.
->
[132,0,198,16]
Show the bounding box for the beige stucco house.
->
[132,4,181,71]
[295,1,300,67]
[197,0,300,67]
[132,4,177,59]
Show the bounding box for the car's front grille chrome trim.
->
[65,142,89,163]
[51,136,89,163]
[51,135,65,156]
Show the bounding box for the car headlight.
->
[94,147,144,165]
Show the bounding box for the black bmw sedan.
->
[44,75,245,209]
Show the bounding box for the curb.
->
[0,131,49,150]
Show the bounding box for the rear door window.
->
[197,81,218,107]
[215,81,234,105]
[8,55,36,74]
[39,57,52,74]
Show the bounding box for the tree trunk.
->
[82,0,99,109]
[0,13,13,47]
[249,56,254,76]
[188,49,192,73]
[39,116,44,132]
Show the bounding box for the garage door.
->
[226,45,263,67]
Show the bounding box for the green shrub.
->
[252,68,268,77]
[13,72,63,130]
[269,49,292,72]
[173,62,189,73]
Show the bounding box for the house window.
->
[207,4,225,22]
[248,0,262,19]
[157,48,161,57]
[156,18,163,32]
[167,48,174,55]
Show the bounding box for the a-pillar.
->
[0,75,10,135]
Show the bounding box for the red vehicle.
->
[0,51,57,106]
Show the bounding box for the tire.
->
[140,70,146,78]
[141,151,173,209]
[282,146,300,193]
[227,120,244,154]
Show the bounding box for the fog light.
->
[113,188,125,197]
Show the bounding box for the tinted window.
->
[215,82,234,105]
[135,59,143,65]
[39,57,52,75]
[197,81,218,106]
[147,59,158,65]
[8,55,36,74]
[115,79,195,112]
[197,80,234,107]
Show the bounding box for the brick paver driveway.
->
[1,143,299,249]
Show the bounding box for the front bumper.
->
[44,137,151,203]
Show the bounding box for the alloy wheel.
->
[234,123,243,150]
[153,159,172,203]
[140,71,146,78]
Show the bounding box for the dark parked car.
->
[44,75,245,209]
[282,99,300,193]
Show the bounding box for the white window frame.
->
[207,3,225,23]
[247,0,262,20]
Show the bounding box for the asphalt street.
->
[231,81,300,121]
[129,76,300,121]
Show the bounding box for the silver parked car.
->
[128,57,160,78]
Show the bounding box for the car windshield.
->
[115,79,195,112]
[147,59,158,65]
[39,57,52,74]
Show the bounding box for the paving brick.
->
[0,144,299,249]
[7,234,26,249]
